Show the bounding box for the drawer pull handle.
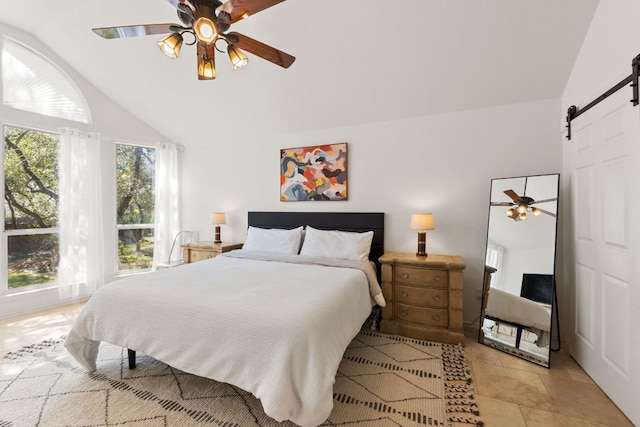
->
[433,315,441,321]
[400,308,408,316]
[433,275,441,282]
[401,291,409,298]
[401,272,409,279]
[432,295,441,302]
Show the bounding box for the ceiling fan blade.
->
[503,189,522,202]
[531,198,558,204]
[92,24,179,39]
[536,208,557,218]
[228,32,295,68]
[490,202,514,206]
[218,0,285,24]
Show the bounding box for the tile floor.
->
[0,303,634,426]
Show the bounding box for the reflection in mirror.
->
[478,173,559,367]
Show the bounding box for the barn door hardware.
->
[566,54,640,140]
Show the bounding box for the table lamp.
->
[210,212,226,244]
[410,213,434,257]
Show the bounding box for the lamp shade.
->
[210,212,226,225]
[410,213,434,231]
[157,32,183,59]
[198,53,216,80]
[228,44,249,70]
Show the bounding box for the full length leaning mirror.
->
[478,173,559,367]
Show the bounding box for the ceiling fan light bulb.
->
[506,208,516,218]
[517,203,527,214]
[228,45,248,70]
[193,17,218,44]
[532,207,542,216]
[158,33,183,59]
[519,212,527,221]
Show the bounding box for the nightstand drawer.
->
[395,284,448,308]
[190,250,218,262]
[395,266,448,288]
[394,303,448,327]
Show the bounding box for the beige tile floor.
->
[464,327,634,427]
[0,303,634,426]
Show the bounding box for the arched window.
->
[2,37,92,124]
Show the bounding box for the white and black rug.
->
[1,331,482,426]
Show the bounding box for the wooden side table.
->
[379,252,466,344]
[181,242,243,263]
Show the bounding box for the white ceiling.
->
[0,0,599,146]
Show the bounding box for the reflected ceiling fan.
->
[92,0,295,80]
[491,180,557,222]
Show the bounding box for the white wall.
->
[181,98,563,324]
[500,247,555,295]
[562,1,640,114]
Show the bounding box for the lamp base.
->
[416,230,428,257]
[214,225,221,244]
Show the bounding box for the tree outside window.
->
[116,144,155,272]
[3,125,60,289]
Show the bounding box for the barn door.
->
[563,87,640,425]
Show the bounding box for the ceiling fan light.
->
[519,212,527,221]
[198,54,216,80]
[532,207,542,216]
[228,45,248,70]
[516,203,528,214]
[157,32,183,59]
[193,17,218,44]
[506,208,516,218]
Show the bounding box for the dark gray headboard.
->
[247,211,385,272]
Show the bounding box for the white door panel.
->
[564,87,640,426]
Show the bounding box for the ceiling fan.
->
[491,186,557,221]
[92,0,295,80]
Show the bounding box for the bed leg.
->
[127,349,136,369]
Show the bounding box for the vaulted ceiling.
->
[0,0,599,146]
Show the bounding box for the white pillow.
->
[243,226,303,254]
[299,226,374,261]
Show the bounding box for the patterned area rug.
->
[1,331,482,426]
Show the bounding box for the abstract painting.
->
[280,143,348,201]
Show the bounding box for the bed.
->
[65,211,385,427]
[484,287,551,348]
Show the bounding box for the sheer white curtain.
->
[58,128,104,299]
[485,239,504,289]
[152,142,182,270]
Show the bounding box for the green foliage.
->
[116,145,155,225]
[116,145,156,272]
[118,234,154,270]
[4,126,59,229]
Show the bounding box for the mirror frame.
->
[478,173,560,368]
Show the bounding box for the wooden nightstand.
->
[181,242,243,263]
[379,252,465,344]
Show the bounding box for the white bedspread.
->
[65,252,375,426]
[485,287,551,347]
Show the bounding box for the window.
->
[3,125,60,290]
[116,144,156,272]
[2,37,92,124]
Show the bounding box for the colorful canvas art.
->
[280,143,348,201]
